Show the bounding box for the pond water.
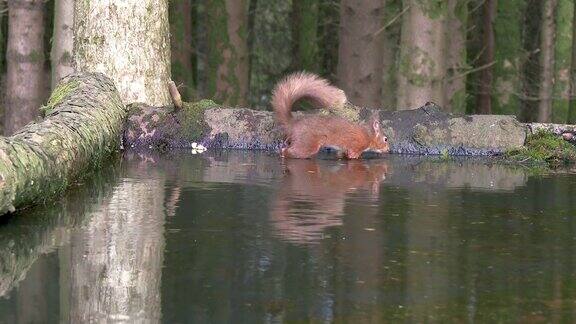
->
[0,151,576,323]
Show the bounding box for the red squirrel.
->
[271,72,390,159]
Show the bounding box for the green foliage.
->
[506,130,576,166]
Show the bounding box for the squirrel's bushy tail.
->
[271,72,347,128]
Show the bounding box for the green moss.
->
[40,80,80,116]
[416,0,447,19]
[28,50,44,63]
[505,130,576,166]
[178,99,217,140]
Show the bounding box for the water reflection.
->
[270,159,388,244]
[1,151,576,323]
[67,159,166,323]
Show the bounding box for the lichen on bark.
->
[0,73,126,215]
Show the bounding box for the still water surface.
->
[0,151,575,323]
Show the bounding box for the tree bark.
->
[206,0,250,106]
[492,0,526,116]
[569,0,576,124]
[476,0,496,114]
[291,0,320,72]
[0,73,125,215]
[51,0,74,89]
[169,0,195,101]
[444,0,467,113]
[551,0,572,123]
[337,0,385,108]
[397,0,447,110]
[5,0,46,135]
[74,0,172,106]
[381,0,401,110]
[537,0,558,122]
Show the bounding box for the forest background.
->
[2,0,576,136]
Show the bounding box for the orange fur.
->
[271,72,389,159]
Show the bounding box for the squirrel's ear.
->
[371,117,381,135]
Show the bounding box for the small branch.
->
[446,61,497,82]
[168,80,183,110]
[373,5,410,36]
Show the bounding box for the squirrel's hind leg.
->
[282,138,323,159]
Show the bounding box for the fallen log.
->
[124,101,527,155]
[0,73,125,215]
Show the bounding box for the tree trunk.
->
[169,0,195,101]
[552,0,573,122]
[291,0,320,72]
[476,0,496,114]
[569,0,576,123]
[397,0,447,110]
[0,73,125,216]
[381,0,401,110]
[74,0,172,106]
[51,0,74,89]
[492,0,526,116]
[337,0,385,108]
[206,0,250,106]
[4,0,46,135]
[521,0,544,122]
[444,0,467,113]
[318,0,340,78]
[537,0,558,122]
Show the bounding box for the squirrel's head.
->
[367,117,390,154]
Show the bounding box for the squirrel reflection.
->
[270,159,388,245]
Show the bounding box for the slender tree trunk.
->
[169,0,195,101]
[381,0,401,110]
[397,0,447,110]
[51,0,74,89]
[552,0,572,122]
[291,0,320,72]
[476,0,496,114]
[337,0,385,108]
[444,0,467,113]
[521,0,544,122]
[318,0,340,78]
[569,0,576,123]
[5,0,45,135]
[493,0,526,116]
[537,0,558,122]
[74,0,172,106]
[206,0,249,106]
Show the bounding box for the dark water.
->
[0,151,576,323]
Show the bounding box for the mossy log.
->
[0,73,125,215]
[124,101,527,155]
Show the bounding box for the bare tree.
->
[74,0,172,105]
[476,0,496,114]
[569,0,576,123]
[206,0,250,106]
[337,0,385,108]
[397,0,447,110]
[537,0,558,122]
[444,0,467,113]
[5,0,46,135]
[51,0,74,89]
[292,0,320,72]
[169,0,195,101]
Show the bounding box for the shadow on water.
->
[1,150,576,322]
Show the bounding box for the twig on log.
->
[168,80,183,110]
